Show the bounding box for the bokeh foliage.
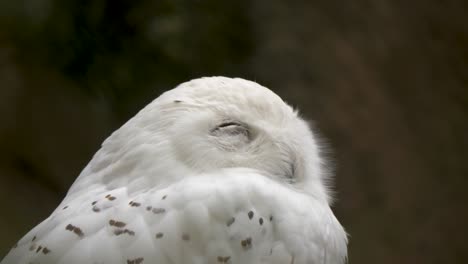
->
[0,0,253,118]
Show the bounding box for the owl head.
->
[73,77,331,203]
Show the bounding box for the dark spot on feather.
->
[65,224,84,238]
[73,228,84,238]
[155,232,164,239]
[36,246,42,253]
[127,257,144,264]
[114,229,135,236]
[259,218,264,225]
[91,201,97,205]
[109,219,126,228]
[241,237,252,250]
[62,206,68,210]
[146,206,152,211]
[174,100,182,103]
[106,194,116,201]
[269,215,273,221]
[217,256,231,263]
[162,195,167,200]
[152,208,166,214]
[226,217,235,227]
[92,206,100,212]
[248,211,254,219]
[32,236,36,242]
[182,233,190,241]
[129,201,141,207]
[42,247,50,254]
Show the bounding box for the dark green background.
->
[0,1,467,263]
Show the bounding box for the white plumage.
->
[1,77,347,264]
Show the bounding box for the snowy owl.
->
[1,77,347,264]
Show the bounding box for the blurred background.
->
[0,0,467,263]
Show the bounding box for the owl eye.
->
[210,121,250,138]
[217,121,241,129]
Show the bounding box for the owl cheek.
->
[167,112,227,171]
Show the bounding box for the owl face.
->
[141,77,328,201]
